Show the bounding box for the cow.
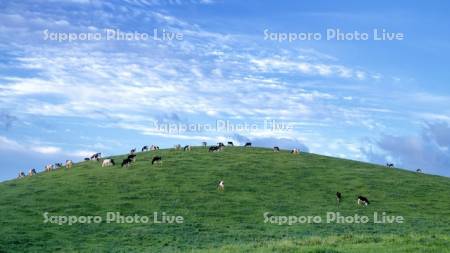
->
[152,156,162,165]
[175,144,181,150]
[150,145,159,151]
[28,168,37,176]
[84,158,90,161]
[209,146,221,152]
[386,163,394,168]
[121,158,133,168]
[142,146,149,152]
[65,160,73,169]
[128,154,136,162]
[91,153,102,161]
[227,142,234,146]
[45,164,53,172]
[290,148,299,154]
[130,148,136,155]
[273,146,280,152]
[357,196,370,206]
[102,159,115,167]
[54,163,63,169]
[183,145,191,151]
[336,192,342,207]
[416,169,422,173]
[218,142,225,147]
[218,180,224,191]
[244,142,252,147]
[18,171,26,178]
[202,142,207,147]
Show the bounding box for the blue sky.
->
[1,0,450,181]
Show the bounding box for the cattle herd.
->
[14,141,424,207]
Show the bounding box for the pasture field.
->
[0,147,449,252]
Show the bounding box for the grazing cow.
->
[386,163,394,168]
[202,142,207,148]
[28,168,37,176]
[130,148,136,155]
[54,163,63,169]
[175,144,181,150]
[183,145,191,151]
[128,154,137,162]
[209,146,221,152]
[416,169,422,173]
[218,142,225,147]
[91,153,102,160]
[45,164,53,172]
[150,145,159,151]
[84,158,90,161]
[357,196,370,206]
[218,180,224,191]
[121,158,133,168]
[336,192,342,207]
[102,159,115,167]
[227,142,234,146]
[65,160,73,169]
[244,142,252,147]
[18,171,26,178]
[290,148,299,154]
[142,146,149,152]
[273,146,280,152]
[152,156,162,165]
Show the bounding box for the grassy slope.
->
[0,147,449,252]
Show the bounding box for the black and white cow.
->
[218,142,225,147]
[121,158,133,168]
[244,142,252,147]
[386,163,394,168]
[183,145,191,151]
[273,146,280,152]
[152,156,162,165]
[227,142,234,146]
[218,180,224,191]
[130,148,136,155]
[209,146,221,152]
[336,192,342,206]
[290,148,299,154]
[18,171,26,178]
[416,168,422,173]
[128,154,136,162]
[142,146,149,152]
[102,159,115,167]
[28,168,37,176]
[357,196,370,206]
[91,153,102,160]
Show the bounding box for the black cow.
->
[336,192,342,206]
[142,146,149,152]
[244,142,252,147]
[273,146,280,152]
[152,156,162,165]
[227,142,234,146]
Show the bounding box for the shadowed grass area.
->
[0,147,449,252]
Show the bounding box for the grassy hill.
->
[0,147,449,252]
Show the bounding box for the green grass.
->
[0,147,449,252]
